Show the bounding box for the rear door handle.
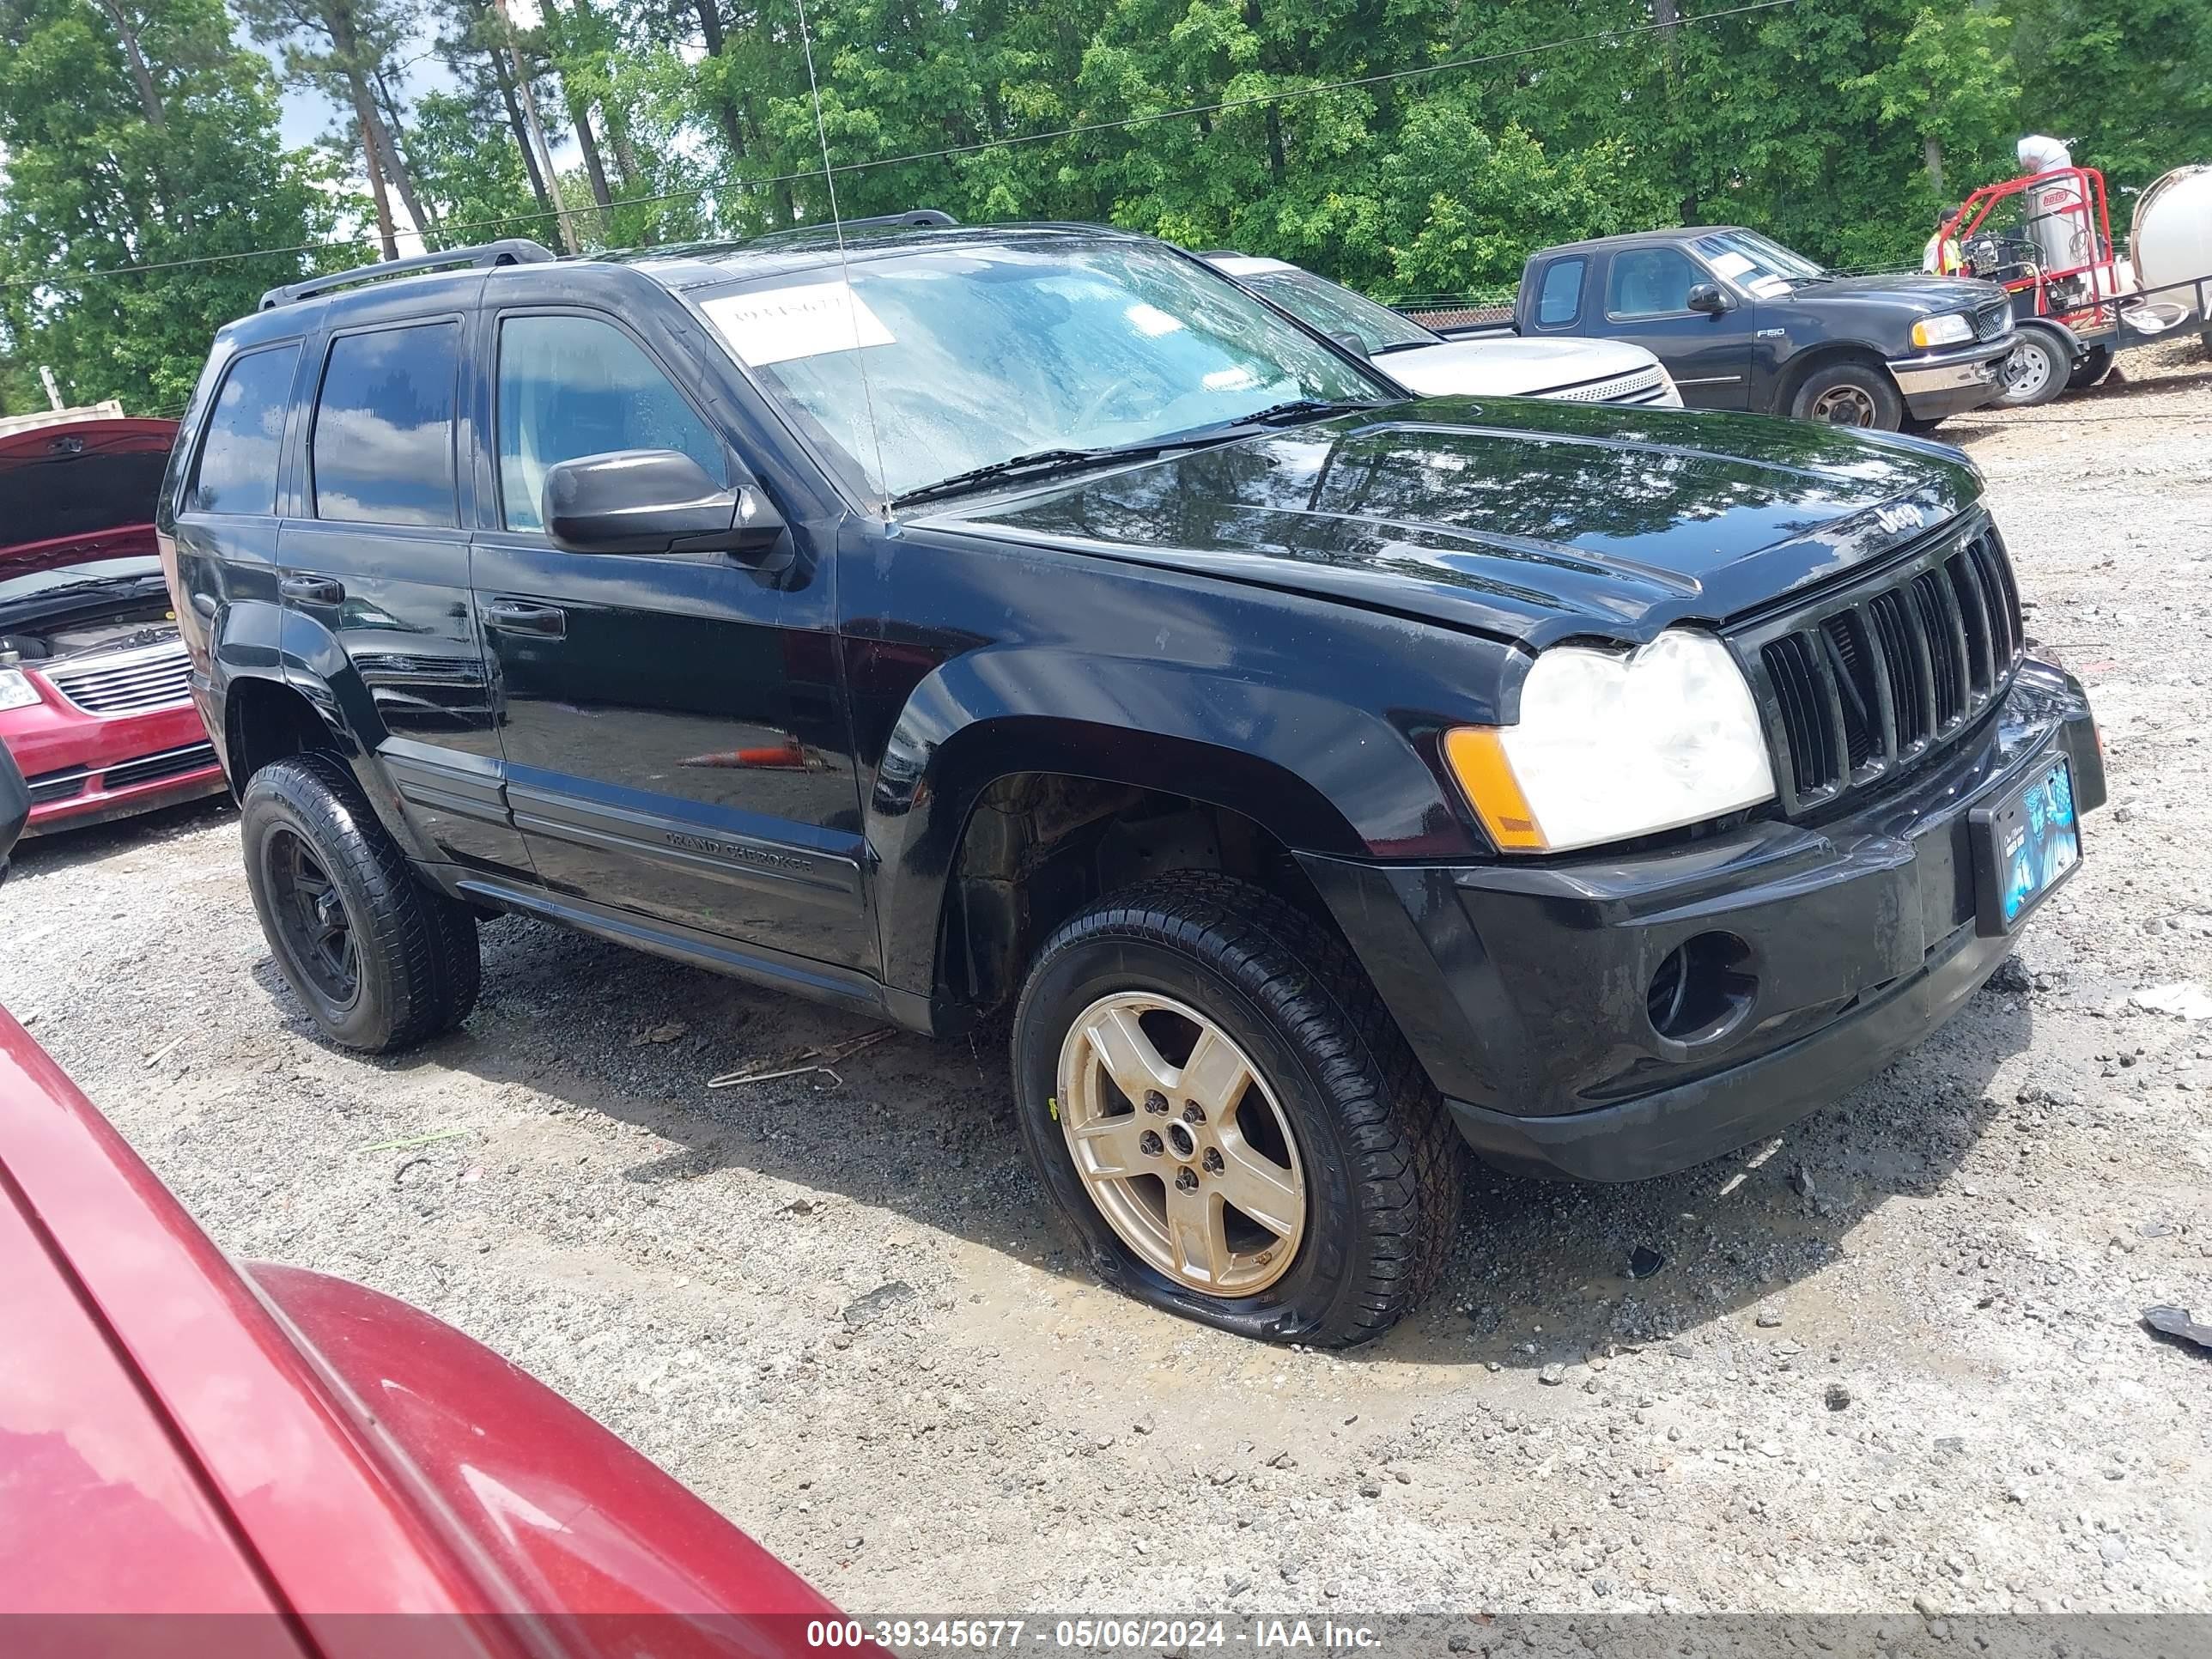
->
[279,575,345,605]
[482,600,567,639]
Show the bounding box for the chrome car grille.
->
[1975,297,2015,342]
[1541,366,1672,405]
[1733,521,2024,815]
[44,636,192,716]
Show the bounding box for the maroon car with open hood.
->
[0,408,225,834]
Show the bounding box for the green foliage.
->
[0,0,341,415]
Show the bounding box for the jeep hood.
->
[0,416,177,574]
[935,398,1980,648]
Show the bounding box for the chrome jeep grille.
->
[1541,365,1671,405]
[44,636,191,716]
[1735,522,2024,814]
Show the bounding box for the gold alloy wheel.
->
[1056,992,1308,1296]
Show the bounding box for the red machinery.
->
[1952,156,2212,407]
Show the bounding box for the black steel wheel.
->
[265,826,360,1006]
[240,753,480,1052]
[2066,343,2115,390]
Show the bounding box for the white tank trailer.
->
[2130,165,2212,335]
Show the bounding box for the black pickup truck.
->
[161,220,2100,1346]
[1502,226,2018,430]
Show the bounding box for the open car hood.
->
[0,417,177,574]
[934,397,1982,648]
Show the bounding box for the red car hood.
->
[0,1007,866,1656]
[0,416,177,573]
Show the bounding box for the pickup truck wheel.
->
[240,754,481,1053]
[1789,362,1902,429]
[1996,331,2069,407]
[2066,344,2115,390]
[1012,873,1464,1346]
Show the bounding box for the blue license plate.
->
[1971,755,2081,935]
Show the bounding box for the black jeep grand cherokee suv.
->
[160,222,2101,1346]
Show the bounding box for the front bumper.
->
[1301,661,2101,1182]
[2,690,223,837]
[1887,337,2013,419]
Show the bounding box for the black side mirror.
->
[1686,283,1735,316]
[1328,330,1372,361]
[542,449,788,561]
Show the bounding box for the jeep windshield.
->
[691,238,1390,503]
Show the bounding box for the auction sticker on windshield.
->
[701,279,896,366]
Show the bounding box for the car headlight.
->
[1911,313,1974,349]
[1443,629,1775,853]
[0,667,43,712]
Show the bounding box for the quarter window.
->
[1534,258,1586,327]
[310,323,459,527]
[495,314,725,532]
[1606,248,1701,319]
[191,344,299,515]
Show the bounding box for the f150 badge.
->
[1873,502,1926,534]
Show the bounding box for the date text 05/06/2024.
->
[805,1617,1382,1650]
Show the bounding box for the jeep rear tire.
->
[1011,872,1463,1346]
[240,754,481,1053]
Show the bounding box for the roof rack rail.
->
[258,239,557,311]
[838,210,957,230]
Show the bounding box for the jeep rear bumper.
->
[1298,660,2101,1182]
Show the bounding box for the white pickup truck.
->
[1205,252,1683,407]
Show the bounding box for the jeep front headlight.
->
[1444,629,1776,853]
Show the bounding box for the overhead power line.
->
[9,0,1802,290]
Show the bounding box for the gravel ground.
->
[5,338,2211,1622]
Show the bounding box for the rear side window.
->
[1607,247,1700,319]
[495,313,724,532]
[1534,258,1585,327]
[190,344,299,515]
[311,322,459,527]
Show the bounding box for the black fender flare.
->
[267,606,429,857]
[864,645,1474,996]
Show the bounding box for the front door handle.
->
[482,600,567,639]
[279,574,345,605]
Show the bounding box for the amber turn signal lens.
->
[1442,727,1547,851]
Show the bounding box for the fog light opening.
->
[1648,932,1756,1044]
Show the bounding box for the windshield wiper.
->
[891,398,1389,508]
[1230,397,1389,427]
[893,434,1244,508]
[7,574,164,601]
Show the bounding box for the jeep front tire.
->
[1011,873,1463,1346]
[240,754,481,1052]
